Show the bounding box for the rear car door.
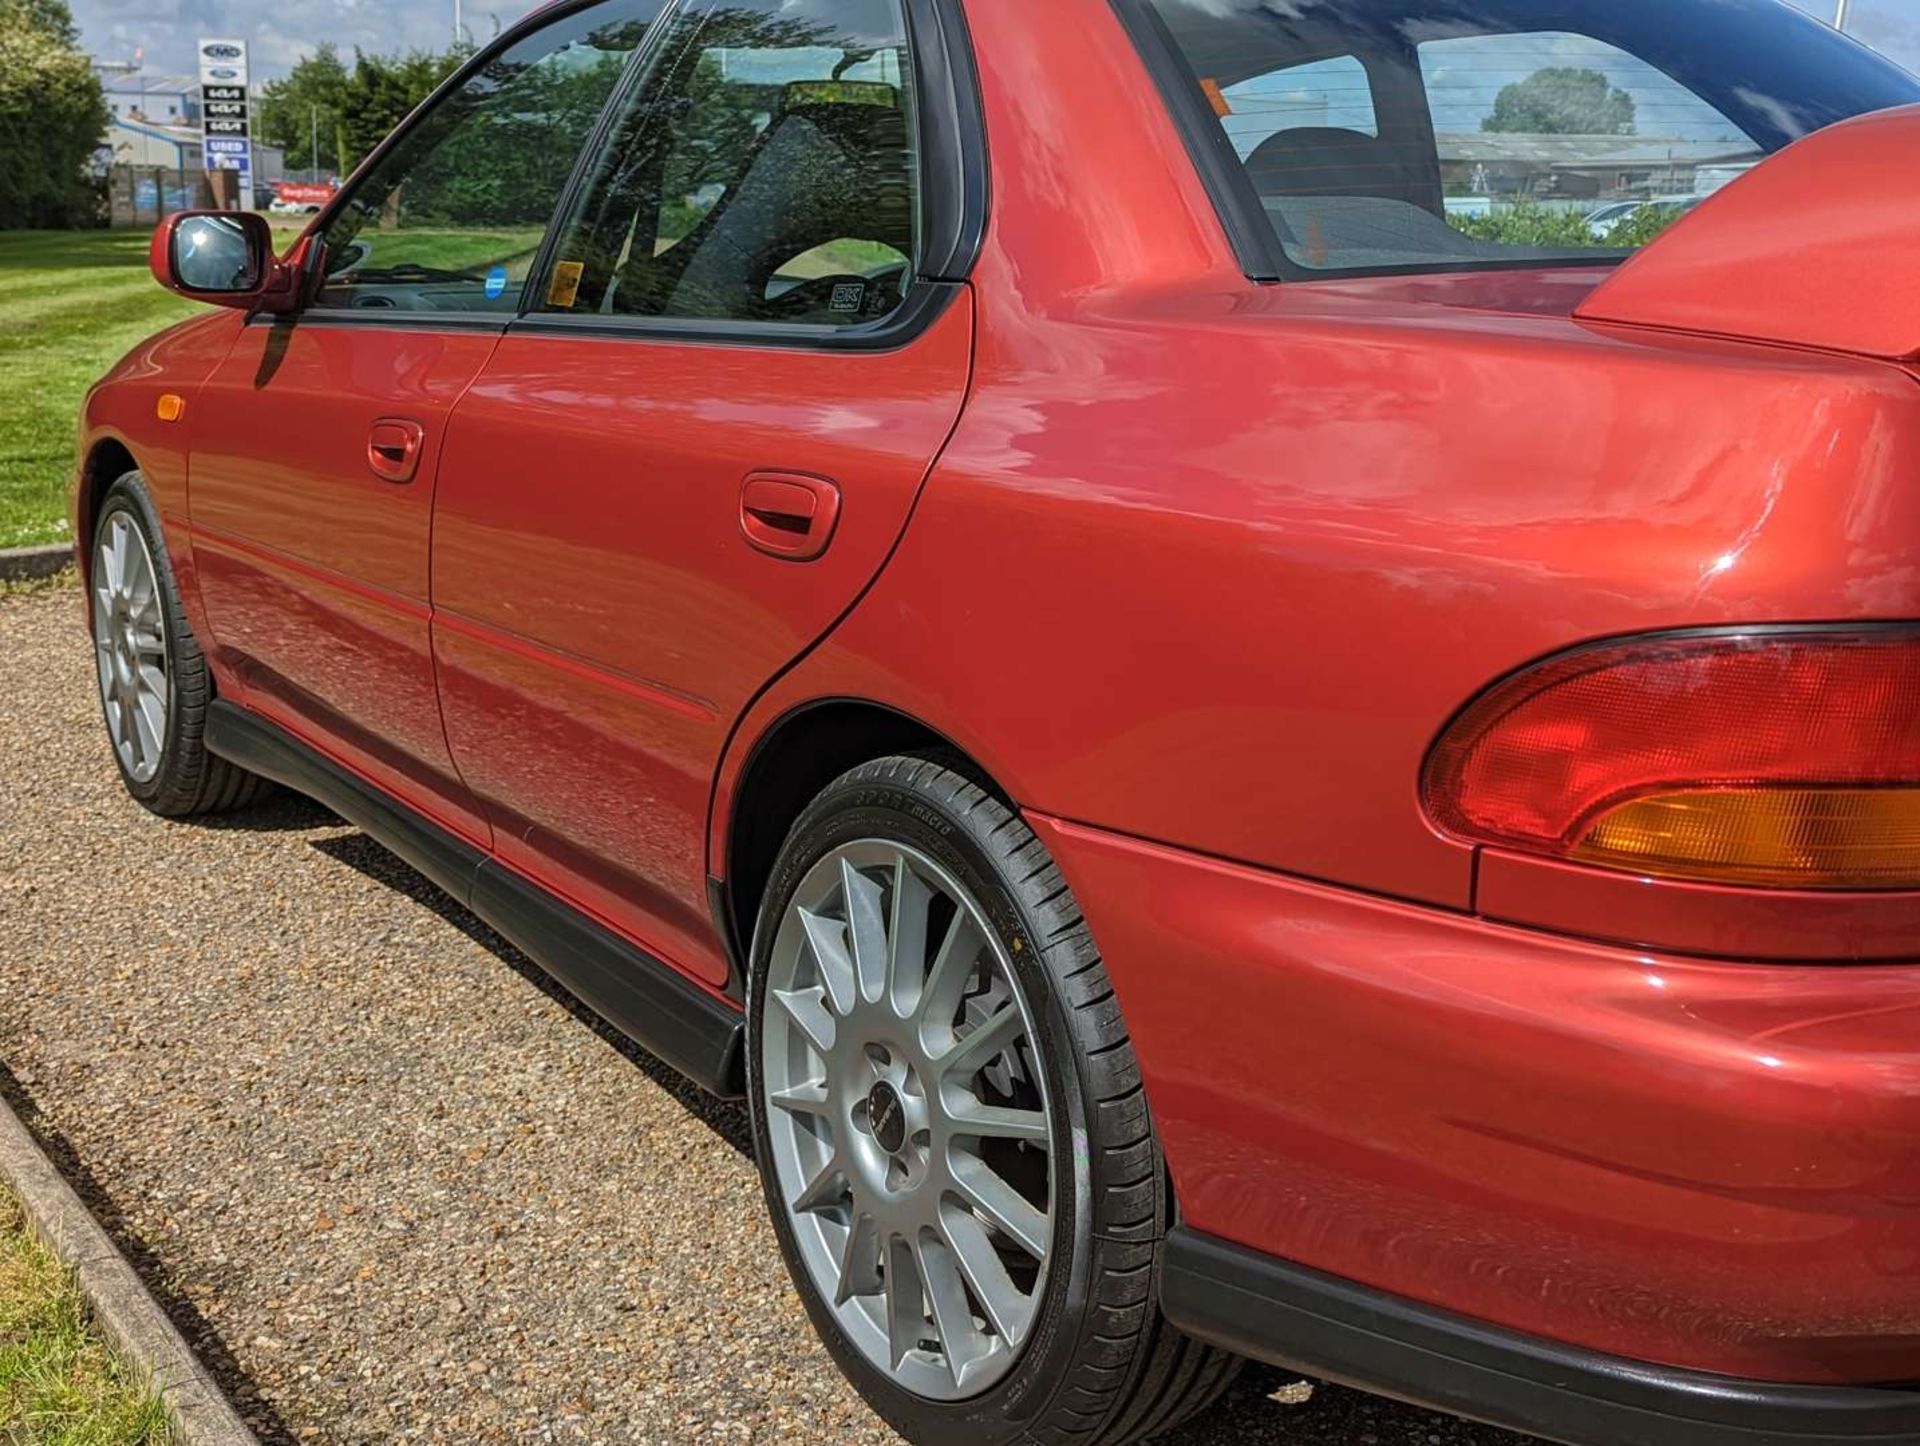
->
[430,0,981,987]
[188,1,661,844]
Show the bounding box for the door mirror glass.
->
[174,214,263,292]
[151,210,278,308]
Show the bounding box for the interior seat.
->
[1244,126,1444,215]
[629,99,914,323]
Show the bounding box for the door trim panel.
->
[205,699,745,1097]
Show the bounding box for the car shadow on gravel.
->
[0,1057,304,1446]
[307,831,756,1158]
[180,788,341,834]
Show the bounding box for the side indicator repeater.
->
[157,394,186,423]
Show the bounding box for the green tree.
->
[256,44,351,177]
[1446,200,1596,248]
[401,49,634,227]
[1483,67,1636,136]
[1445,198,1690,250]
[13,0,77,44]
[0,0,107,227]
[338,47,469,174]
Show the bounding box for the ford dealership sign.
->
[197,38,252,207]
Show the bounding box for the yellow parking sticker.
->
[548,261,586,310]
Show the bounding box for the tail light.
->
[1422,628,1920,890]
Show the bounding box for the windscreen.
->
[1138,0,1920,277]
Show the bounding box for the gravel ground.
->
[0,580,1543,1446]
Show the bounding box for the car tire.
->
[89,471,265,817]
[747,755,1240,1445]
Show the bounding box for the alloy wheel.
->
[92,512,170,784]
[760,840,1057,1401]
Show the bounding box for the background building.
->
[101,71,199,126]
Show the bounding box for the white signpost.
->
[197,37,253,210]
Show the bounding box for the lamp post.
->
[1835,0,1853,31]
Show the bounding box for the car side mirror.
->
[150,212,294,312]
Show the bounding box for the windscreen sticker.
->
[829,281,867,314]
[547,260,586,310]
[484,265,509,300]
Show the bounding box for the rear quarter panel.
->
[733,290,1920,909]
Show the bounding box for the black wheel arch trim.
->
[205,699,744,1098]
[1161,1227,1920,1446]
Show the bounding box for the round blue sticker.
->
[484,266,509,300]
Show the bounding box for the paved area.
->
[0,582,1540,1445]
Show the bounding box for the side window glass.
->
[538,0,919,329]
[311,0,662,314]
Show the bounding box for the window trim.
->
[1110,0,1655,284]
[276,0,989,353]
[514,0,988,352]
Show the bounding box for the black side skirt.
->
[1161,1228,1920,1446]
[206,700,744,1099]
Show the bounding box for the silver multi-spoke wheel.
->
[762,840,1056,1401]
[92,511,170,784]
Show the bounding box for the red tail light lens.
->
[1423,628,1920,890]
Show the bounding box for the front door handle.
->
[741,472,841,561]
[367,418,426,484]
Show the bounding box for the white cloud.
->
[72,0,536,79]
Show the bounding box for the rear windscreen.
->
[1137,0,1920,277]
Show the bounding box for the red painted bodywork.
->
[429,299,973,987]
[1029,813,1920,1386]
[1579,104,1920,360]
[72,0,1920,1393]
[191,323,499,846]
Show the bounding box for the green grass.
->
[334,224,548,277]
[0,231,201,550]
[0,1190,171,1445]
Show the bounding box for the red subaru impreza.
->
[73,0,1920,1441]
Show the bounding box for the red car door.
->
[188,2,661,842]
[431,0,976,989]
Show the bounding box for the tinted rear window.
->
[1137,0,1920,277]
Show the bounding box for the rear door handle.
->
[741,472,841,561]
[367,418,426,484]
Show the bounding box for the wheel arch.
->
[716,697,1014,990]
[75,435,139,588]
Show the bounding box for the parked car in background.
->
[72,1,1920,1442]
[1581,199,1643,236]
[1587,195,1705,240]
[267,180,338,216]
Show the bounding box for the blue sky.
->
[69,0,1920,84]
